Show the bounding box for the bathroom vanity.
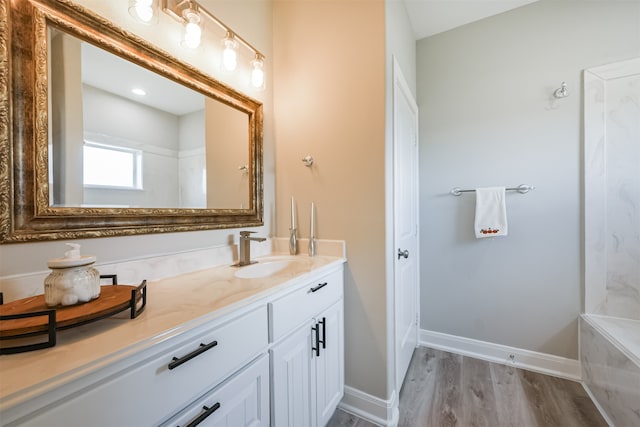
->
[0,255,345,427]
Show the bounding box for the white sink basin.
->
[234,260,290,279]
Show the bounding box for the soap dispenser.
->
[44,243,101,307]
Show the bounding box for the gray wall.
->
[178,110,206,208]
[417,0,640,359]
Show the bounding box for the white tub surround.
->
[584,57,640,319]
[0,249,345,426]
[583,57,640,427]
[581,315,640,427]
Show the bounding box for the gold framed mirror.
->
[0,0,263,243]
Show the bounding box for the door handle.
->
[311,323,321,357]
[398,249,409,259]
[318,317,326,349]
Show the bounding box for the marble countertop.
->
[0,254,345,409]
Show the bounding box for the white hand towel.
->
[474,187,508,238]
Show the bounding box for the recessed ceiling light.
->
[131,88,146,96]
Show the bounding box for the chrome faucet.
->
[237,231,267,266]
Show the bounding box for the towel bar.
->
[450,184,534,196]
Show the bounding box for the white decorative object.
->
[309,202,316,256]
[289,196,297,255]
[44,243,101,307]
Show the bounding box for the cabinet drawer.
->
[160,353,270,427]
[269,269,343,342]
[17,305,268,427]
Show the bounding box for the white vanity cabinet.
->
[8,306,269,427]
[1,259,346,427]
[270,268,344,427]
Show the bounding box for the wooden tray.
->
[0,284,145,338]
[0,281,147,354]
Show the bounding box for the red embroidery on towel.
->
[480,228,500,235]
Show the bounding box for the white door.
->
[314,301,344,427]
[393,58,419,392]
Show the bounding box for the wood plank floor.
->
[327,347,608,427]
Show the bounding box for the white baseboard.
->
[338,386,399,427]
[419,329,582,381]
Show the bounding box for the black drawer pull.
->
[183,402,221,427]
[168,340,218,370]
[309,282,328,293]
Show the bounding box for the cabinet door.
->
[270,322,315,427]
[161,354,270,427]
[314,300,344,427]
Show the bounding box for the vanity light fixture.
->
[159,0,266,88]
[222,31,239,71]
[181,2,202,49]
[129,0,156,24]
[251,53,265,89]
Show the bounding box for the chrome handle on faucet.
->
[240,231,266,242]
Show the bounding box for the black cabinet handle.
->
[183,402,221,427]
[318,317,326,349]
[168,340,218,370]
[311,324,320,357]
[309,282,328,293]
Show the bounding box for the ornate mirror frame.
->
[0,0,263,243]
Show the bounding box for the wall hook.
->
[301,155,314,167]
[554,81,568,99]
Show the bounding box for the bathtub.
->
[580,314,640,427]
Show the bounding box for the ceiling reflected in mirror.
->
[81,41,204,115]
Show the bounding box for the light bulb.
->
[222,33,238,71]
[251,55,265,89]
[129,0,154,24]
[182,8,201,49]
[183,22,201,48]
